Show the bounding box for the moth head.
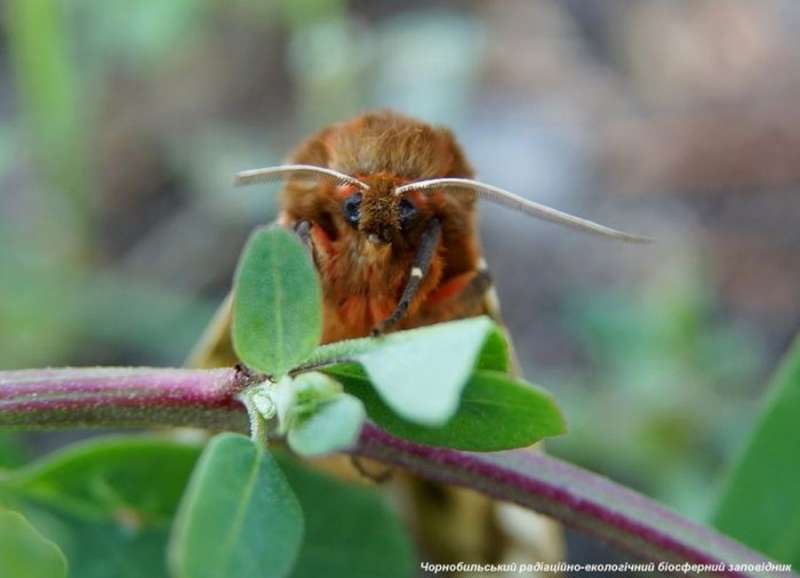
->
[235,165,424,246]
[339,174,419,245]
[234,165,651,245]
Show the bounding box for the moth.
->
[190,111,648,565]
[191,111,646,365]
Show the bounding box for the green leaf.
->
[0,432,28,469]
[287,393,366,456]
[275,455,415,578]
[303,316,510,373]
[233,227,322,376]
[711,335,800,566]
[306,317,505,425]
[16,503,171,578]
[0,436,203,578]
[5,436,200,524]
[0,509,67,578]
[169,433,304,578]
[474,326,511,373]
[283,371,343,427]
[327,365,565,451]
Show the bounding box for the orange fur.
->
[427,271,478,306]
[279,111,483,343]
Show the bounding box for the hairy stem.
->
[0,367,790,577]
[0,367,248,431]
[355,427,787,577]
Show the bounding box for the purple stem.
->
[0,367,791,578]
[356,426,790,578]
[0,367,248,431]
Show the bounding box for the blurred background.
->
[2,0,799,570]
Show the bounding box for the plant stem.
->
[238,389,269,446]
[355,427,787,577]
[0,367,791,577]
[0,367,248,431]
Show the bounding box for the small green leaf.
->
[289,371,342,417]
[0,509,67,578]
[328,365,565,451]
[711,335,800,566]
[305,317,504,425]
[273,372,342,434]
[288,394,366,456]
[359,318,501,425]
[169,433,304,578]
[5,436,200,524]
[233,227,322,376]
[275,455,415,578]
[303,316,510,373]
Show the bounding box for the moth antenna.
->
[235,164,370,190]
[395,178,651,244]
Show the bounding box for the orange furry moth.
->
[190,110,648,364]
[186,110,650,565]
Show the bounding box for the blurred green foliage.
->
[712,336,800,566]
[0,509,68,578]
[550,262,766,519]
[7,0,89,223]
[0,434,416,578]
[3,0,223,368]
[1,437,192,578]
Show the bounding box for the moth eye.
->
[399,198,417,228]
[343,193,362,228]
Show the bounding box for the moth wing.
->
[185,292,237,369]
[478,272,523,378]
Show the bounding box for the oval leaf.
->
[0,509,67,578]
[287,394,366,456]
[1,436,203,578]
[327,365,566,451]
[306,317,502,426]
[233,227,322,376]
[303,316,510,374]
[169,433,304,578]
[7,436,201,524]
[276,455,415,578]
[359,318,503,425]
[13,503,172,578]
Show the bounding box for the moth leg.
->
[373,217,442,335]
[349,456,392,483]
[462,269,492,304]
[293,219,313,249]
[292,218,335,267]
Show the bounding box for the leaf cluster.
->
[0,435,412,578]
[232,227,566,455]
[0,226,566,577]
